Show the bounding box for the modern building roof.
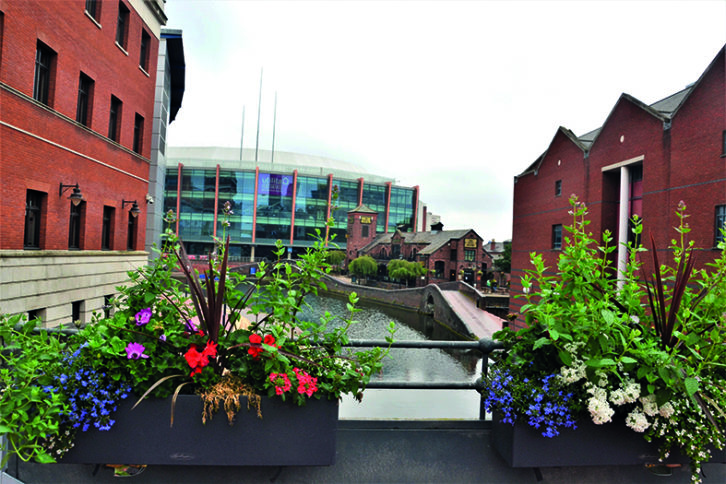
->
[161,29,186,123]
[167,146,394,184]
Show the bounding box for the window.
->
[85,0,100,22]
[127,212,137,250]
[391,244,400,259]
[72,300,83,324]
[76,72,94,126]
[552,224,563,250]
[450,248,457,261]
[102,206,114,250]
[716,205,726,246]
[133,113,144,153]
[434,261,445,278]
[33,41,55,105]
[139,30,150,71]
[27,308,45,323]
[722,130,726,156]
[108,95,122,141]
[628,165,643,246]
[361,225,369,238]
[68,201,84,249]
[24,190,44,249]
[464,249,475,261]
[116,2,129,49]
[103,294,114,318]
[555,180,562,197]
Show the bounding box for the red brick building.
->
[349,206,493,289]
[0,0,168,326]
[510,44,726,322]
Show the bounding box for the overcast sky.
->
[164,0,726,242]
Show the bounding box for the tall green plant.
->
[487,196,726,482]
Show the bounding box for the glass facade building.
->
[162,148,419,260]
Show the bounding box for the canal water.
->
[299,294,483,420]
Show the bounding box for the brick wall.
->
[510,46,726,319]
[0,0,159,251]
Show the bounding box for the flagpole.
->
[239,105,245,163]
[254,68,263,163]
[271,91,277,164]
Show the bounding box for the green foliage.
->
[325,250,346,268]
[0,206,396,464]
[0,315,68,467]
[348,255,378,280]
[387,259,427,284]
[493,240,511,273]
[488,196,726,482]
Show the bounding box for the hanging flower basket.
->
[60,394,339,466]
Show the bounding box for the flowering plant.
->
[484,196,726,482]
[0,204,394,466]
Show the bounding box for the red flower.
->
[263,334,276,347]
[184,345,204,368]
[185,340,217,377]
[202,340,218,358]
[248,334,263,358]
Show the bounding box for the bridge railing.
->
[345,338,504,419]
[12,326,504,420]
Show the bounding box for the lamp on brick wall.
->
[59,183,84,206]
[122,199,141,218]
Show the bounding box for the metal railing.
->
[13,326,504,419]
[345,338,504,419]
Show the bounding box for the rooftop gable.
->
[517,44,726,178]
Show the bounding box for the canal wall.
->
[322,276,483,340]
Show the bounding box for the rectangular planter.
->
[61,394,338,466]
[492,416,725,468]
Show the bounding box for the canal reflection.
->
[300,294,483,420]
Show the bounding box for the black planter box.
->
[492,416,726,468]
[61,394,338,466]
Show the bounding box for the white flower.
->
[586,384,614,424]
[659,402,675,419]
[640,394,659,416]
[626,409,650,432]
[622,380,641,403]
[559,360,586,384]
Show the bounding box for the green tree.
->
[325,250,346,272]
[348,255,378,283]
[387,259,427,287]
[493,240,511,273]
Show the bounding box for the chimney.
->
[490,239,496,251]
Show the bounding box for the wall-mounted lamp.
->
[59,183,84,206]
[122,199,141,218]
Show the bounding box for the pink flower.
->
[135,307,152,326]
[269,372,292,395]
[125,342,149,360]
[293,368,318,397]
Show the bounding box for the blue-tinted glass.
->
[255,172,294,243]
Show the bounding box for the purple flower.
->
[185,319,198,333]
[159,334,167,342]
[125,342,149,360]
[135,307,152,326]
